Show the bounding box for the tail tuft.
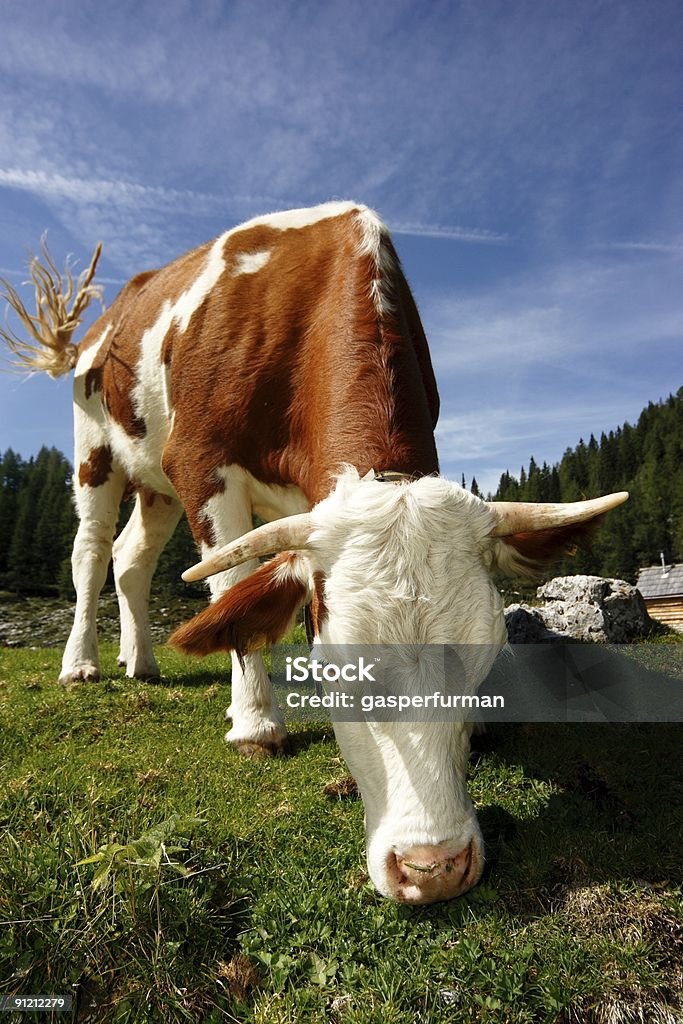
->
[0,235,103,377]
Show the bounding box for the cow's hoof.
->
[58,666,100,685]
[118,652,161,680]
[229,735,289,759]
[225,714,288,758]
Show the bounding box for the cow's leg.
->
[60,466,127,684]
[113,489,183,679]
[163,454,288,757]
[206,535,288,758]
[223,649,288,757]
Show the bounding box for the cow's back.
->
[74,202,440,513]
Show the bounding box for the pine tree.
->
[8,453,41,590]
[154,515,203,597]
[0,449,25,581]
[526,457,540,501]
[33,449,75,589]
[7,448,76,594]
[491,392,682,580]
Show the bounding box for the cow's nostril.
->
[387,839,481,904]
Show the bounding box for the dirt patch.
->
[216,953,262,1002]
[323,775,359,799]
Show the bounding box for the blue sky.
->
[0,0,681,496]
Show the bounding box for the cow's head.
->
[171,468,627,904]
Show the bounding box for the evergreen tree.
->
[548,466,562,501]
[526,457,540,501]
[33,449,76,589]
[7,448,75,594]
[492,391,682,581]
[154,515,203,597]
[0,449,25,580]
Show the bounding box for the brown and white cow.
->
[1,202,627,903]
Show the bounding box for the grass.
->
[0,638,681,1023]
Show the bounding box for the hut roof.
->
[636,564,683,599]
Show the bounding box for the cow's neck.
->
[278,351,440,503]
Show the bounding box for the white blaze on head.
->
[308,469,507,648]
[304,469,506,901]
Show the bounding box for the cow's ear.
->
[169,553,310,657]
[492,516,606,579]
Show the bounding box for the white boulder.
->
[505,575,653,643]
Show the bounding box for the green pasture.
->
[0,638,681,1023]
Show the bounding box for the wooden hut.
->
[636,563,683,633]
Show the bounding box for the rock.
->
[504,604,555,643]
[504,575,654,643]
[538,575,652,642]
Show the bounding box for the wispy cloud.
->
[436,399,638,461]
[1,0,680,251]
[391,222,511,244]
[592,241,683,254]
[0,165,309,270]
[436,393,657,497]
[425,253,682,379]
[0,165,290,218]
[0,20,181,105]
[0,167,244,215]
[0,167,512,247]
[0,165,516,275]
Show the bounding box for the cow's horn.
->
[182,513,313,582]
[489,492,628,537]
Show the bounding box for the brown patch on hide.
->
[78,445,113,487]
[169,553,308,657]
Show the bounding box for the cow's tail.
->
[0,236,103,378]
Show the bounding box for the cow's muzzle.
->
[385,838,483,904]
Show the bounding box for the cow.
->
[0,202,627,904]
